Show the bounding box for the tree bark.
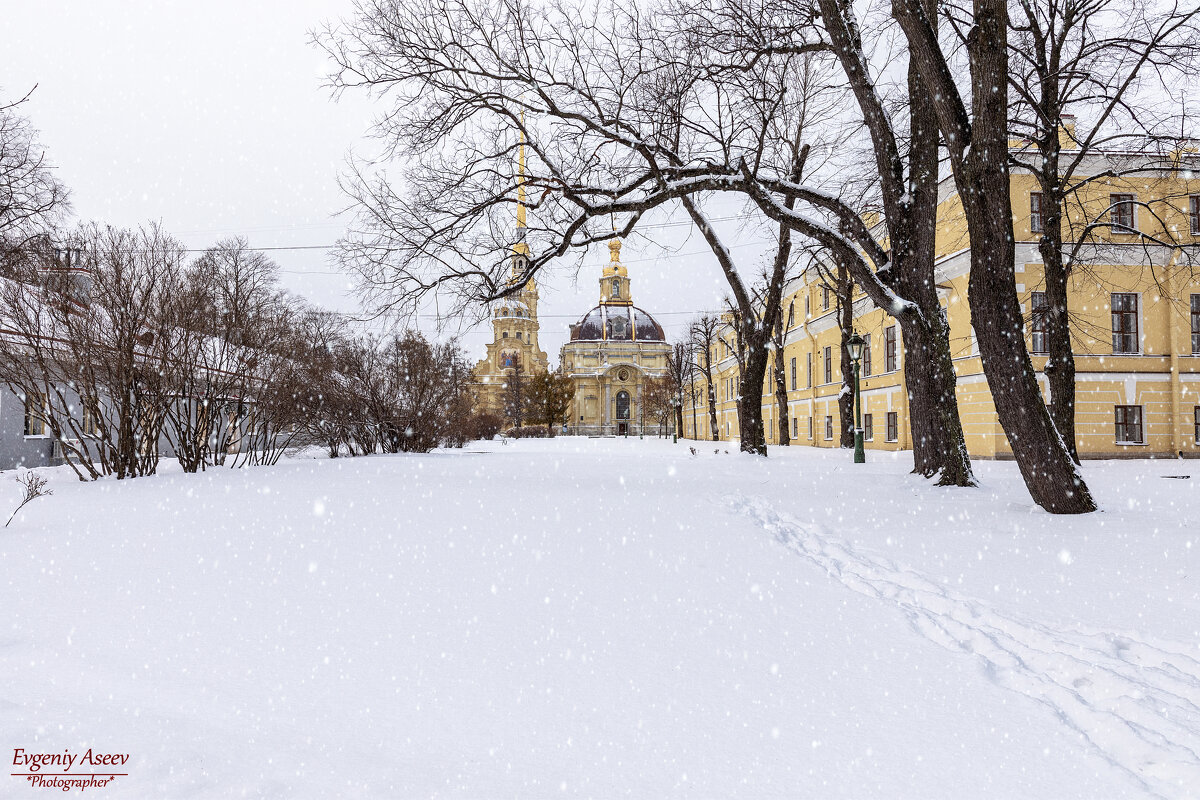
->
[836,266,855,449]
[736,329,770,456]
[894,39,975,486]
[772,306,790,446]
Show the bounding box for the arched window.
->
[612,278,621,299]
[616,390,630,420]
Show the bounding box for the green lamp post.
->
[846,332,866,464]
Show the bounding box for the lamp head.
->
[846,332,865,363]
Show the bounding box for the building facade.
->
[560,239,671,436]
[684,148,1200,459]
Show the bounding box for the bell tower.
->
[480,119,548,381]
[599,237,631,305]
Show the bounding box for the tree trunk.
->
[894,48,974,487]
[837,276,855,448]
[736,333,769,456]
[893,0,1092,512]
[772,334,790,446]
[702,360,720,441]
[818,0,974,486]
[955,0,1092,511]
[1038,166,1080,464]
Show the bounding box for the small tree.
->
[689,315,722,441]
[6,470,52,527]
[0,91,70,248]
[642,376,675,437]
[666,341,692,438]
[526,369,574,436]
[502,358,527,428]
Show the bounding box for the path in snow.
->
[731,495,1200,798]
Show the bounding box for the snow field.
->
[1,438,1197,798]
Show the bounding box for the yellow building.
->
[560,239,672,435]
[684,147,1200,459]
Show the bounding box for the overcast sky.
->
[2,0,773,363]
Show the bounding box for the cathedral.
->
[472,132,671,434]
[559,238,671,435]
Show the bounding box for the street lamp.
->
[846,332,866,464]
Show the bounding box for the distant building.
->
[560,238,671,436]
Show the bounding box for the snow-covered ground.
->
[1,438,1198,798]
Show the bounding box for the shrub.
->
[504,425,553,439]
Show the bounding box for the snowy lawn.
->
[1,438,1198,798]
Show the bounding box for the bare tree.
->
[666,340,693,438]
[502,357,527,429]
[689,314,722,440]
[642,375,675,436]
[6,470,52,528]
[0,90,70,250]
[1008,0,1200,462]
[0,223,183,480]
[526,368,574,436]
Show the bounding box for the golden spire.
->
[517,114,527,230]
[512,114,530,259]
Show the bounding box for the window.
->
[1191,196,1200,236]
[1030,191,1045,234]
[786,302,795,329]
[885,326,898,372]
[862,333,872,377]
[822,285,831,310]
[806,353,812,388]
[825,415,833,440]
[864,413,873,441]
[1111,293,1139,354]
[502,331,508,338]
[616,390,631,421]
[808,416,813,439]
[1110,193,1135,232]
[1031,291,1049,354]
[823,346,832,384]
[792,416,798,439]
[886,412,898,442]
[1192,294,1200,354]
[612,278,621,299]
[1115,405,1143,444]
[1195,407,1199,445]
[804,296,810,318]
[790,357,797,391]
[23,392,46,437]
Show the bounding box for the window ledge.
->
[1115,440,1147,446]
[23,435,51,440]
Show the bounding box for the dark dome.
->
[571,304,666,342]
